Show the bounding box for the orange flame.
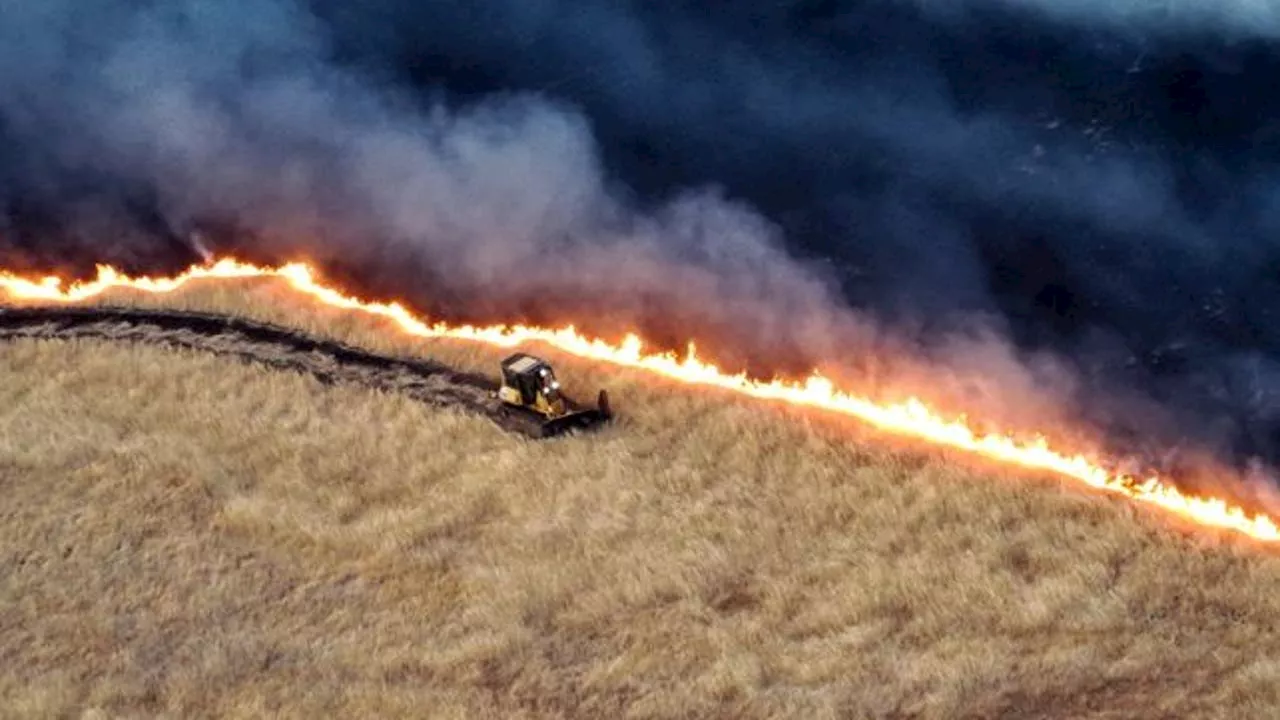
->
[3,257,1278,543]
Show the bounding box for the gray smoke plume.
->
[291,0,1280,472]
[2,0,959,430]
[0,0,862,363]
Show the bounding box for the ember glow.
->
[3,258,1279,543]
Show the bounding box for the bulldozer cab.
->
[496,352,613,437]
[500,353,562,408]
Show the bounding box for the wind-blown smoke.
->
[3,0,1280,481]
[297,0,1280,467]
[0,0,878,375]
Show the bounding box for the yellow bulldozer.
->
[496,352,612,437]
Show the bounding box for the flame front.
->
[4,257,1278,543]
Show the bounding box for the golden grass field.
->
[4,277,1280,718]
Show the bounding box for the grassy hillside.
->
[3,278,1280,718]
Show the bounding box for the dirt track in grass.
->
[0,304,584,440]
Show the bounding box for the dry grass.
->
[3,278,1280,718]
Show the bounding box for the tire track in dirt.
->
[0,305,566,439]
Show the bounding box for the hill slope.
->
[3,279,1280,719]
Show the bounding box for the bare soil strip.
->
[0,304,557,439]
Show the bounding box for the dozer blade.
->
[540,389,613,438]
[540,409,609,438]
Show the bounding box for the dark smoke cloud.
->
[297,0,1280,466]
[5,0,1280,486]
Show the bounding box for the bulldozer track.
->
[0,305,567,439]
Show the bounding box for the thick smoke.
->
[4,0,1280,489]
[0,0,883,377]
[294,0,1280,469]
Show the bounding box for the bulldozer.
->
[496,352,612,437]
